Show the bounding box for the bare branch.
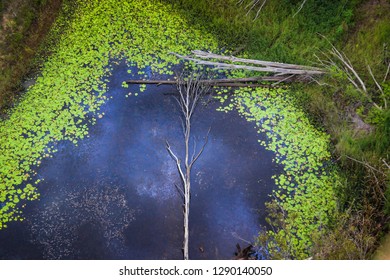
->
[126,76,291,85]
[191,50,323,71]
[343,155,386,176]
[293,0,308,18]
[245,0,260,13]
[329,45,367,93]
[191,138,197,163]
[319,35,368,92]
[238,0,310,20]
[383,63,390,83]
[232,232,253,246]
[383,159,390,170]
[190,127,211,169]
[317,36,383,110]
[271,74,295,86]
[368,64,387,109]
[254,0,267,20]
[174,183,185,199]
[166,140,186,184]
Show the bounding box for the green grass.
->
[164,0,360,63]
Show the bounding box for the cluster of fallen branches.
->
[172,50,325,85]
[165,72,211,260]
[126,50,325,88]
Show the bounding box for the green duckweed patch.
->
[217,87,339,259]
[0,0,220,229]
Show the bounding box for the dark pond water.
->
[0,62,279,260]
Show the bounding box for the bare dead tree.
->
[165,71,211,260]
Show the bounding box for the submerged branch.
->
[125,79,288,88]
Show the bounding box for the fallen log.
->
[125,75,299,88]
[126,76,290,84]
[125,79,281,87]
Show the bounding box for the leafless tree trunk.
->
[166,72,210,260]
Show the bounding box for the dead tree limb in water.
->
[126,76,285,84]
[125,75,296,88]
[166,72,210,260]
